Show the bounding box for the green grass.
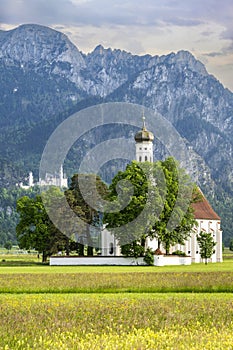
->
[0,254,233,294]
[0,259,233,273]
[0,249,41,266]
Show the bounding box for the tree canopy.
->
[0,186,40,245]
[16,174,108,260]
[152,157,197,254]
[197,231,216,264]
[104,157,197,256]
[65,173,108,256]
[16,187,68,262]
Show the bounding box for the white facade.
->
[135,141,153,163]
[100,203,222,263]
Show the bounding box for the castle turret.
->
[28,171,34,187]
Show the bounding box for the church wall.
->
[170,218,222,263]
[101,218,222,263]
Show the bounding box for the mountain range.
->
[0,23,233,243]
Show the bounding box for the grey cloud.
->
[0,0,217,28]
[204,51,225,57]
[221,29,233,41]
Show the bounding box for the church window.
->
[109,243,114,255]
[139,156,142,162]
[145,156,148,161]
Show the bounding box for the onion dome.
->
[134,115,154,142]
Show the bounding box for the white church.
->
[50,117,222,266]
[100,118,223,264]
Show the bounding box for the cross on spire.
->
[142,110,146,130]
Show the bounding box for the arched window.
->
[109,242,114,255]
[139,156,142,162]
[145,156,148,161]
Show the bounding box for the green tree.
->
[16,187,68,262]
[65,174,108,256]
[104,161,164,257]
[152,157,197,254]
[197,231,216,265]
[4,240,12,251]
[104,158,197,257]
[0,186,39,245]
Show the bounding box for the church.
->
[100,117,223,263]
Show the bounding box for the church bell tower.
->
[134,113,154,162]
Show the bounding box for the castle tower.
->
[134,113,154,162]
[28,171,34,187]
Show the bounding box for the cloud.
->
[205,52,224,57]
[0,0,220,28]
[0,0,232,90]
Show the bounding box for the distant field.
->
[1,270,233,293]
[223,247,233,259]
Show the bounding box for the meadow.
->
[1,250,233,349]
[1,293,233,349]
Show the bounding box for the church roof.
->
[192,194,220,220]
[134,116,154,142]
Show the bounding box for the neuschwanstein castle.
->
[18,165,68,189]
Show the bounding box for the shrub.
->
[143,248,154,266]
[172,250,186,257]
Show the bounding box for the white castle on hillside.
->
[18,165,68,189]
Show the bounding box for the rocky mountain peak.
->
[92,44,106,55]
[0,24,86,70]
[159,50,208,76]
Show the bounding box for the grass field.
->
[1,251,233,349]
[1,293,233,349]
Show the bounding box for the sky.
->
[0,0,233,91]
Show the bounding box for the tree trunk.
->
[165,242,169,255]
[65,238,70,256]
[42,251,47,263]
[158,240,161,250]
[78,243,84,256]
[87,245,93,256]
[86,226,93,256]
[141,237,146,248]
[141,237,146,256]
